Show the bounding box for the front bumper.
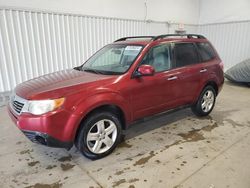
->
[7,104,81,149]
[22,130,73,149]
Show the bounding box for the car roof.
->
[113,34,208,46]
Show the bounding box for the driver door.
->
[129,43,177,120]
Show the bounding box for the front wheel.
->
[76,111,122,160]
[191,85,216,116]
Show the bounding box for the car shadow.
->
[123,107,194,140]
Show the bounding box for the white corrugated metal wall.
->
[198,21,250,70]
[2,7,250,96]
[0,8,197,94]
[0,9,151,93]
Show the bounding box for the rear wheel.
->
[191,85,216,116]
[76,111,122,160]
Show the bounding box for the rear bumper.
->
[217,76,224,94]
[22,130,73,149]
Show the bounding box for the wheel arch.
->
[74,104,127,144]
[193,79,219,104]
[204,80,218,95]
[71,92,131,143]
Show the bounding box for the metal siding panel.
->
[0,10,11,91]
[39,12,50,74]
[0,7,213,93]
[9,10,22,82]
[34,12,44,75]
[0,8,201,93]
[198,21,250,70]
[2,10,17,88]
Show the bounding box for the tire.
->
[75,111,122,160]
[191,85,216,117]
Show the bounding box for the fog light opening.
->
[35,135,47,145]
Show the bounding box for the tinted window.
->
[196,42,216,62]
[141,44,171,72]
[174,43,198,67]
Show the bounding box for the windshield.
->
[81,44,143,75]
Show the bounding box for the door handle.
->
[167,76,178,81]
[200,68,207,73]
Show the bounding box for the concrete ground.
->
[0,81,250,188]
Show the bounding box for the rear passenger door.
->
[172,42,203,104]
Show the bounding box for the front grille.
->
[12,100,24,114]
[10,94,28,115]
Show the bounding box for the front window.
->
[81,44,143,75]
[141,43,172,72]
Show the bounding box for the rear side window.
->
[174,43,199,68]
[196,42,216,62]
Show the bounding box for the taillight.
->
[219,62,224,71]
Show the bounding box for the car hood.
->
[15,69,115,100]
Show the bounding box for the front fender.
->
[71,91,131,128]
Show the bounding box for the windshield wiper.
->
[73,66,82,71]
[83,68,104,74]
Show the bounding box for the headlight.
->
[27,98,65,115]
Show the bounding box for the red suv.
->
[8,34,224,159]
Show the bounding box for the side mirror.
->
[134,65,155,77]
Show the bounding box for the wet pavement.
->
[0,81,250,188]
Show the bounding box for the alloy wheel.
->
[201,90,214,112]
[86,119,117,154]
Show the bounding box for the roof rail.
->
[114,34,206,42]
[114,36,155,42]
[153,34,206,41]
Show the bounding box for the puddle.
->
[225,119,244,127]
[112,179,126,187]
[164,122,219,150]
[118,142,132,148]
[177,121,219,144]
[20,149,33,155]
[115,167,131,175]
[112,178,138,188]
[201,122,218,131]
[96,168,102,172]
[128,178,139,183]
[28,161,40,167]
[58,155,72,162]
[125,153,144,161]
[25,181,62,188]
[165,141,182,149]
[46,165,57,170]
[115,170,124,175]
[155,160,161,163]
[178,130,205,142]
[60,163,75,171]
[206,109,238,125]
[133,151,155,166]
[16,141,22,145]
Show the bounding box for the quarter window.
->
[196,42,216,62]
[174,43,198,67]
